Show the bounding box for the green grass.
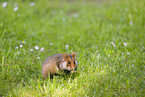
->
[0,0,145,96]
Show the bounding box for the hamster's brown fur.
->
[42,52,77,79]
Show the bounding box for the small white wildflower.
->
[127,52,130,55]
[111,42,116,47]
[40,47,44,51]
[2,2,7,8]
[113,69,115,72]
[65,45,69,48]
[101,90,103,93]
[31,49,33,51]
[35,46,39,50]
[73,13,78,18]
[123,42,127,46]
[133,60,135,62]
[21,41,26,43]
[37,57,40,59]
[14,7,18,11]
[50,43,53,45]
[18,52,20,55]
[15,46,18,49]
[62,17,66,21]
[30,2,35,6]
[20,45,23,48]
[130,21,133,26]
[100,70,104,73]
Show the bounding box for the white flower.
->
[127,52,130,55]
[2,2,7,8]
[130,21,133,25]
[132,64,135,67]
[20,45,23,48]
[37,57,40,59]
[111,42,116,47]
[14,7,18,11]
[18,52,20,55]
[100,70,104,73]
[31,49,33,51]
[35,46,39,50]
[50,43,53,45]
[40,47,44,51]
[123,42,127,46]
[65,45,69,48]
[21,41,26,43]
[73,13,78,18]
[30,2,35,6]
[15,46,18,49]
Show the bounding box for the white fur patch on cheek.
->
[68,66,70,70]
[61,61,67,69]
[75,60,77,64]
[62,59,65,61]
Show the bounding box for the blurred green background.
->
[0,0,145,96]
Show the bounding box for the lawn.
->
[0,0,145,96]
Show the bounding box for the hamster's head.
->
[61,51,77,71]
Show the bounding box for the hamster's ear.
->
[72,51,76,57]
[62,53,69,59]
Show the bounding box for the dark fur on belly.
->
[63,69,71,74]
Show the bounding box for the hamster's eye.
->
[68,61,71,64]
[74,61,75,64]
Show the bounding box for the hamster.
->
[42,51,77,79]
